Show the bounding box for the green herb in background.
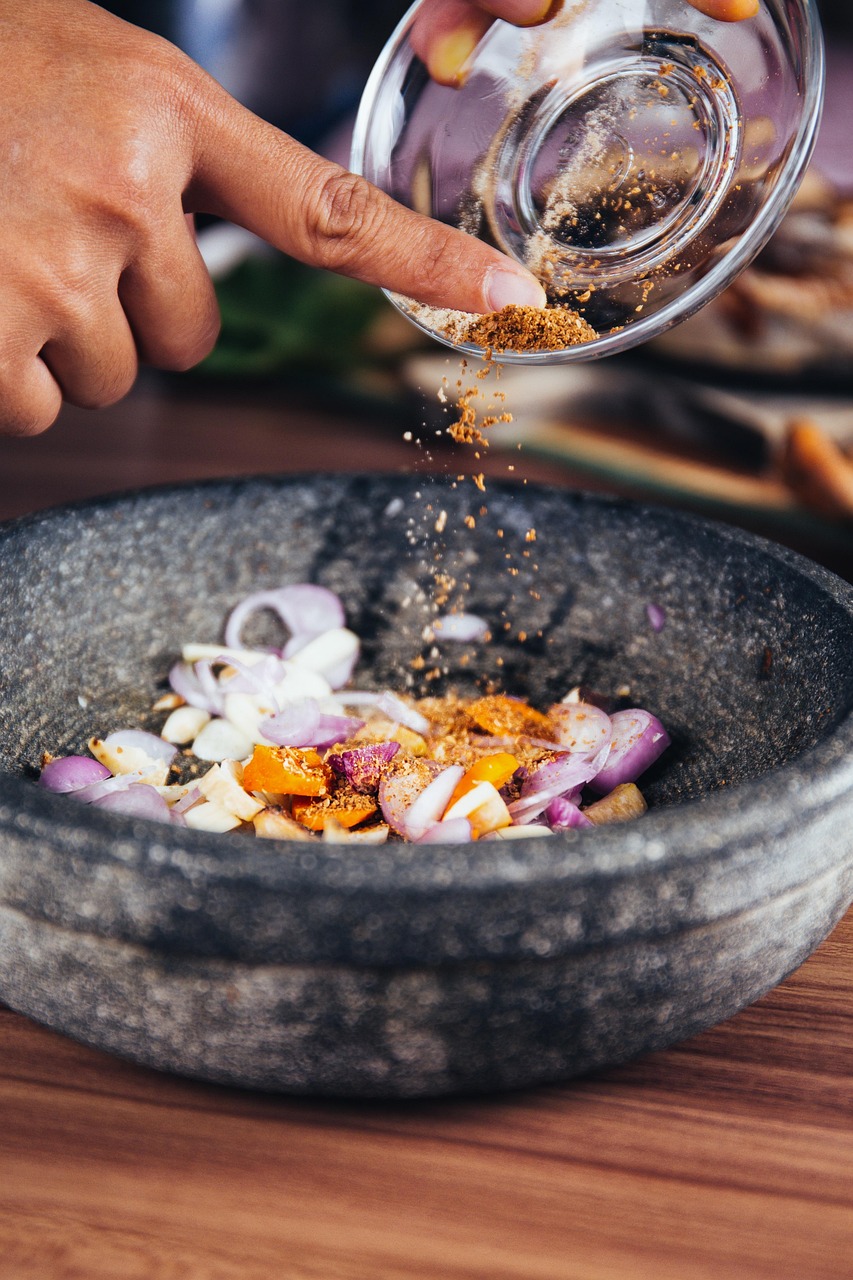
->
[201,253,390,378]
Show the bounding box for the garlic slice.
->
[184,801,243,833]
[161,705,211,745]
[192,718,254,763]
[197,760,263,822]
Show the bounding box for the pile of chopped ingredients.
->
[38,585,670,844]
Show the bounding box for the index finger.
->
[189,92,545,314]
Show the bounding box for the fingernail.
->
[516,0,564,28]
[426,24,483,87]
[689,0,758,19]
[486,268,547,312]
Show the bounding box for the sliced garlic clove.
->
[191,718,254,763]
[196,759,263,822]
[183,801,243,833]
[161,705,211,745]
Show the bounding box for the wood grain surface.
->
[0,384,851,1279]
[1,911,851,1280]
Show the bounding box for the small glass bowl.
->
[351,0,825,363]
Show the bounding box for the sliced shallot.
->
[224,584,345,651]
[219,653,286,702]
[93,785,173,823]
[72,769,148,804]
[587,710,671,795]
[549,702,612,755]
[39,756,110,794]
[261,702,363,749]
[415,817,473,843]
[194,661,226,716]
[379,767,432,835]
[402,764,465,840]
[308,714,365,748]
[376,691,431,735]
[646,603,667,633]
[523,744,610,800]
[169,660,223,715]
[173,785,203,813]
[508,746,609,824]
[328,742,400,793]
[545,796,594,830]
[259,697,321,746]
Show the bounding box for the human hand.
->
[0,0,760,436]
[0,0,553,435]
[411,0,759,86]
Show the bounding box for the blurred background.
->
[97,0,853,372]
[3,0,852,571]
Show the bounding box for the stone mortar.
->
[0,475,851,1096]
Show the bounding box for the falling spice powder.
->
[442,303,597,446]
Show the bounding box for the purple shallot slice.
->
[588,710,670,795]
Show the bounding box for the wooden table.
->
[1,381,851,1279]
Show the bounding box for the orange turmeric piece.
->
[242,744,331,796]
[292,794,378,832]
[467,695,555,740]
[447,751,519,810]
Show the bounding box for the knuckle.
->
[88,75,192,238]
[143,305,221,372]
[308,171,382,269]
[38,248,101,322]
[75,359,138,410]
[0,375,60,437]
[93,148,164,241]
[44,340,137,412]
[6,403,60,437]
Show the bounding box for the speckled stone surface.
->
[1,474,852,1095]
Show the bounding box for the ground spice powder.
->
[460,304,597,353]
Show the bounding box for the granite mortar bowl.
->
[1,474,852,1098]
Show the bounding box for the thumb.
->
[187,90,545,314]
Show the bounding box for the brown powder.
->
[446,358,513,447]
[460,304,597,353]
[403,297,596,355]
[447,381,488,445]
[414,692,559,771]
